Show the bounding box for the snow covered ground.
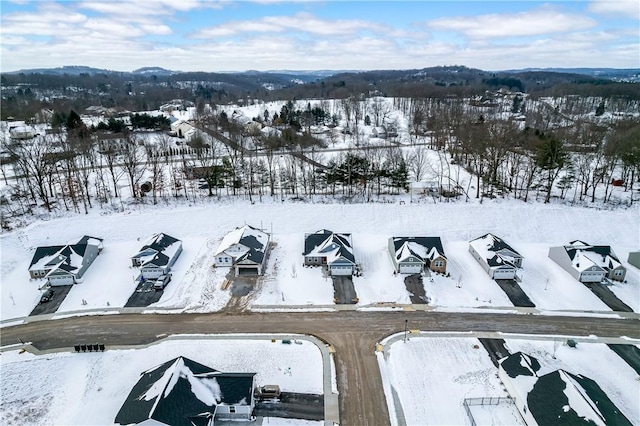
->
[378,335,640,426]
[0,337,324,426]
[1,199,638,321]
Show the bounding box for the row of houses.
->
[28,229,636,287]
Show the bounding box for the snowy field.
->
[1,199,639,320]
[378,335,640,426]
[0,337,324,426]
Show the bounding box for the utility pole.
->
[404,319,408,343]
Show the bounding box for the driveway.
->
[254,392,324,421]
[494,279,535,307]
[29,285,73,316]
[125,280,164,307]
[332,276,358,304]
[582,282,632,312]
[404,274,429,304]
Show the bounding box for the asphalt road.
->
[2,311,639,426]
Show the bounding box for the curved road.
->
[2,311,639,425]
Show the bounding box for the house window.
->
[229,406,236,413]
[614,270,623,276]
[434,261,443,267]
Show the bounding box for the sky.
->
[0,0,638,73]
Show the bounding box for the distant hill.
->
[6,65,121,76]
[132,67,176,76]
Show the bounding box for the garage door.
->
[49,275,74,286]
[399,264,422,274]
[331,266,352,276]
[237,267,259,275]
[581,272,603,282]
[493,269,515,279]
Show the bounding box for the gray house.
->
[468,233,523,279]
[628,251,640,269]
[303,229,355,276]
[388,237,447,275]
[213,225,270,275]
[115,356,256,426]
[548,241,626,283]
[28,236,103,286]
[131,233,183,280]
[498,352,631,426]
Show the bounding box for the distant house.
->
[498,352,631,426]
[95,132,128,153]
[9,125,37,140]
[548,241,626,283]
[303,229,355,276]
[627,250,640,269]
[115,356,256,426]
[171,120,196,139]
[131,233,183,279]
[468,233,523,279]
[388,237,447,275]
[29,236,103,286]
[214,225,270,276]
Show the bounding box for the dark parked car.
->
[40,289,55,303]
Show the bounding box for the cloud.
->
[588,0,640,19]
[428,6,597,39]
[192,12,386,38]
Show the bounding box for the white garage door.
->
[331,266,352,276]
[581,272,604,282]
[399,264,422,274]
[49,275,74,286]
[493,269,515,279]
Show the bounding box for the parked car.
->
[254,384,281,399]
[40,289,55,303]
[154,274,172,290]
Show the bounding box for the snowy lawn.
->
[0,337,323,425]
[2,200,638,320]
[378,337,519,425]
[503,339,640,424]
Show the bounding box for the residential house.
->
[469,233,523,279]
[29,236,103,286]
[389,237,447,275]
[303,229,355,276]
[115,356,256,426]
[131,233,183,280]
[9,125,37,140]
[627,250,640,269]
[95,132,128,153]
[213,225,270,275]
[548,241,626,283]
[171,120,196,139]
[498,352,631,426]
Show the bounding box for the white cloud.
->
[588,0,640,19]
[428,6,597,39]
[192,12,386,38]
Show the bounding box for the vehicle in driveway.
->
[40,288,55,303]
[255,385,281,400]
[153,274,171,290]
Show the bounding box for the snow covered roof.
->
[132,233,182,268]
[115,356,255,426]
[304,229,355,265]
[469,233,522,268]
[392,237,446,265]
[564,241,623,273]
[498,352,631,426]
[215,225,269,265]
[29,236,103,276]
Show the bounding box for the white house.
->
[468,233,523,279]
[303,229,356,276]
[214,225,270,276]
[28,236,103,286]
[131,233,183,280]
[548,240,626,283]
[388,237,447,275]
